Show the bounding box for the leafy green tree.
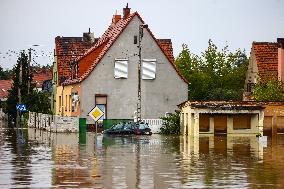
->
[160,110,181,135]
[175,40,248,101]
[253,75,283,101]
[3,51,51,123]
[0,65,12,80]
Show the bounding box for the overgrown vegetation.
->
[175,40,248,101]
[253,75,284,101]
[160,110,181,135]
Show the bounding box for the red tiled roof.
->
[0,80,12,99]
[32,69,52,88]
[55,37,98,84]
[63,12,188,85]
[252,42,279,78]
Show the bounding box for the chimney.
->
[112,11,121,24]
[83,28,94,43]
[123,3,130,19]
[278,38,284,81]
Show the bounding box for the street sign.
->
[88,106,104,122]
[16,104,27,112]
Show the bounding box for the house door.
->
[214,115,227,135]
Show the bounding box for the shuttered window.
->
[142,59,156,80]
[114,59,128,79]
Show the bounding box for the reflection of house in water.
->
[179,136,267,187]
[179,101,265,137]
[27,129,101,188]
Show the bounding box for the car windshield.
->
[138,123,149,129]
[124,123,133,130]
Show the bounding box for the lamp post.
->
[137,24,148,123]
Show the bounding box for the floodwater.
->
[1,127,284,188]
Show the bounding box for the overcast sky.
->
[0,0,283,69]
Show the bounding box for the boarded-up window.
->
[200,114,210,132]
[277,116,284,133]
[214,115,227,133]
[264,116,272,135]
[114,59,128,78]
[142,59,156,80]
[233,114,251,130]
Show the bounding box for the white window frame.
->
[114,58,128,79]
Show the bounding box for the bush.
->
[160,110,181,135]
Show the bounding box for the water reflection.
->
[0,127,284,188]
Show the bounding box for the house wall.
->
[263,104,284,135]
[80,16,188,124]
[56,84,81,117]
[243,50,258,100]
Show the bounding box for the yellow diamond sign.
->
[89,106,104,122]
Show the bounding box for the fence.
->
[28,112,79,133]
[142,119,163,134]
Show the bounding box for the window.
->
[134,36,138,44]
[142,59,156,80]
[95,94,107,121]
[59,96,61,112]
[69,95,71,112]
[247,83,255,93]
[65,95,67,111]
[72,92,79,112]
[114,59,128,78]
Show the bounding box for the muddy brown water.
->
[0,127,284,188]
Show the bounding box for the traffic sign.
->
[88,106,104,122]
[16,104,27,112]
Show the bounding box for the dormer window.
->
[114,59,128,79]
[142,59,156,80]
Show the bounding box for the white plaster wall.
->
[81,16,188,124]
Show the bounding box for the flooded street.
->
[1,127,284,188]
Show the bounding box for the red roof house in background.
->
[0,80,12,101]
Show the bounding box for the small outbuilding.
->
[178,101,265,136]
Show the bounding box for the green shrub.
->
[160,110,181,135]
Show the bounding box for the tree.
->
[175,40,248,101]
[4,51,32,120]
[3,51,51,123]
[0,65,12,80]
[252,75,283,101]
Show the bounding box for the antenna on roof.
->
[88,28,91,34]
[126,3,128,8]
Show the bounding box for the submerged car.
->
[103,122,152,135]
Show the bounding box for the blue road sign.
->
[16,104,27,112]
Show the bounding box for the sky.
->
[0,0,283,69]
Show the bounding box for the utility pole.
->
[16,57,22,128]
[27,48,31,94]
[137,24,148,123]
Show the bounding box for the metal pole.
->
[28,48,31,95]
[16,57,22,128]
[137,24,148,123]
[137,26,142,123]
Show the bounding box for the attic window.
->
[114,59,128,79]
[142,59,156,80]
[134,36,138,44]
